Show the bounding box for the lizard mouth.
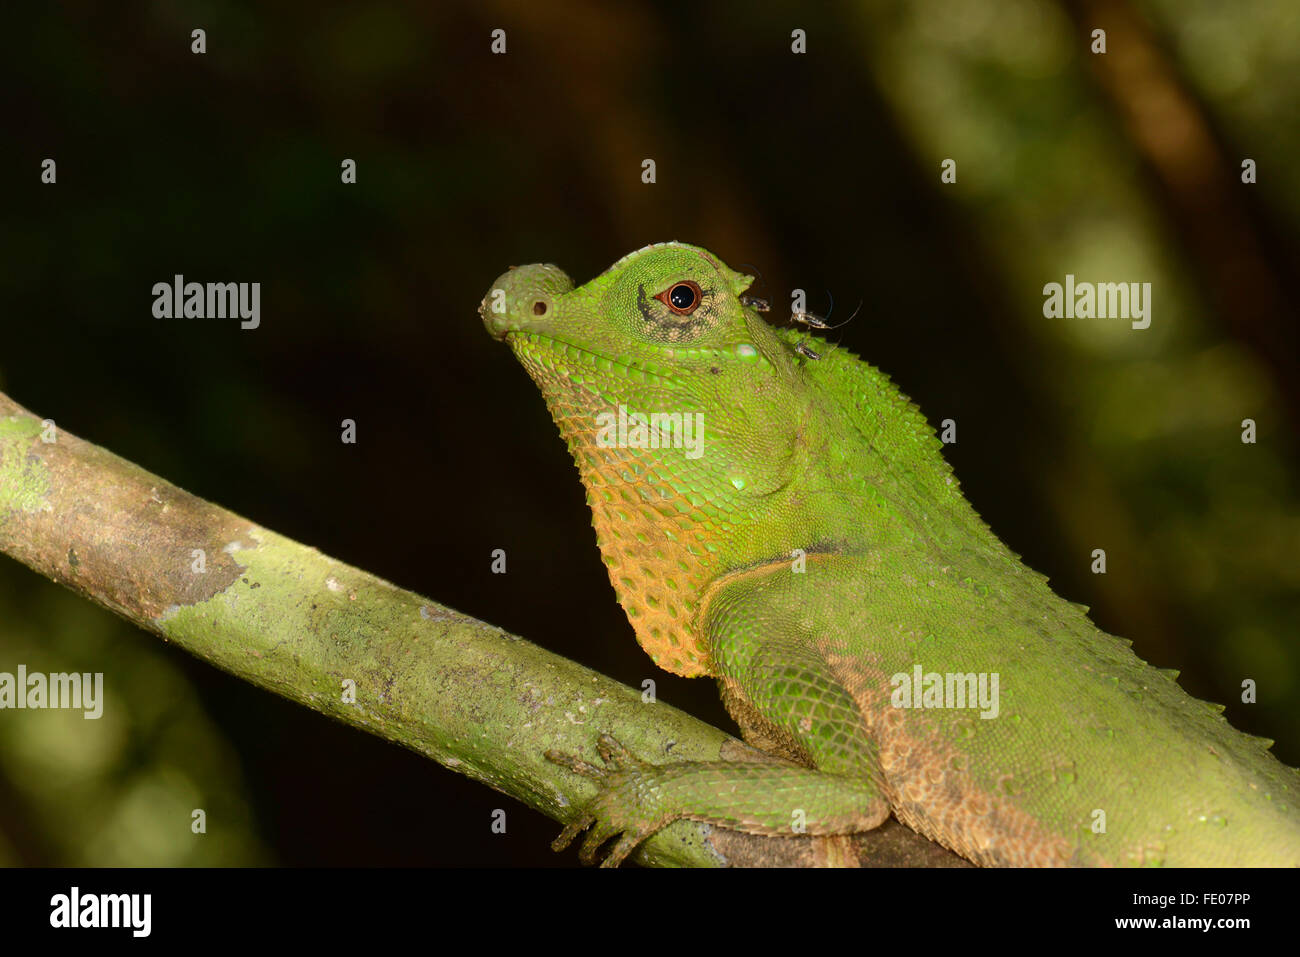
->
[506,331,679,388]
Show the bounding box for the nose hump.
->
[480,263,574,339]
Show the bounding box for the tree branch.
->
[0,392,964,867]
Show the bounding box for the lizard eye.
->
[655,280,702,315]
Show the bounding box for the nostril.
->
[533,301,548,316]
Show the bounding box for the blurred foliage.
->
[0,0,1296,864]
[851,0,1300,727]
[0,573,267,865]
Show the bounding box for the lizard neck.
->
[567,423,722,677]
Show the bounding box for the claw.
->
[579,824,612,865]
[595,733,634,766]
[545,734,663,866]
[602,833,642,868]
[550,815,594,852]
[544,748,605,778]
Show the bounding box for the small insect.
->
[737,263,772,315]
[790,309,831,330]
[791,290,862,362]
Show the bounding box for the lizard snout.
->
[480,263,574,340]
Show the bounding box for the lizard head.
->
[481,242,811,676]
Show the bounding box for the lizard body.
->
[480,242,1300,866]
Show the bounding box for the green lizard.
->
[480,242,1300,867]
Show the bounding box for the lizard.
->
[479,241,1300,867]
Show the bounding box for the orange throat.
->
[568,428,719,678]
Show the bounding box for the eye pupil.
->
[668,283,697,310]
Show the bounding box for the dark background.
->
[1,0,1297,865]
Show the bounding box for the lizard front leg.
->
[547,733,887,866]
[547,564,892,866]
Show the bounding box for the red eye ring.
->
[655,280,703,315]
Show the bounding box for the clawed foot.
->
[545,733,672,867]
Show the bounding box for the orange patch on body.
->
[825,650,1082,867]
